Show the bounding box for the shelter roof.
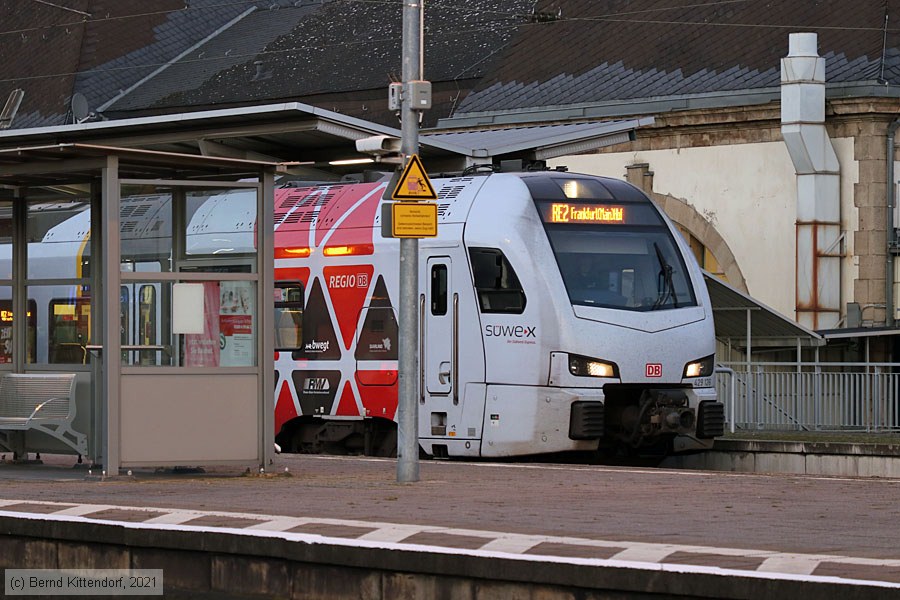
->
[704,272,823,348]
[816,327,900,340]
[0,143,279,187]
[0,103,654,176]
[421,118,654,160]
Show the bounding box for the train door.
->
[424,257,453,397]
[120,282,160,365]
[422,255,470,448]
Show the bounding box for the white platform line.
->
[245,518,308,532]
[479,536,543,553]
[358,525,429,543]
[53,505,114,517]
[610,545,679,563]
[759,555,824,575]
[142,512,205,525]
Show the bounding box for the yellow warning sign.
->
[392,154,437,200]
[391,202,438,238]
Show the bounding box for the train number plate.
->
[645,363,662,377]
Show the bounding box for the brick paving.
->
[0,454,899,587]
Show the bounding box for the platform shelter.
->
[0,143,277,476]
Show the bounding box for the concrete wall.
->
[665,440,900,478]
[0,516,887,599]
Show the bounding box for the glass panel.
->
[0,287,30,364]
[137,284,158,365]
[185,188,258,259]
[122,279,257,368]
[119,186,173,273]
[25,285,90,364]
[275,281,304,351]
[120,286,130,361]
[0,286,11,364]
[26,199,91,280]
[0,202,12,280]
[181,280,257,367]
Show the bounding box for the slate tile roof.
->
[3,0,900,131]
[103,0,534,128]
[454,0,900,116]
[1,0,258,129]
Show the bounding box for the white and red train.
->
[11,169,724,459]
[268,170,723,458]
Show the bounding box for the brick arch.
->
[657,191,747,292]
[625,164,747,292]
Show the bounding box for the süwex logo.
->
[484,324,537,345]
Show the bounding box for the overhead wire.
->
[0,0,897,86]
[3,0,896,37]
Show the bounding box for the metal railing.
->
[715,362,900,432]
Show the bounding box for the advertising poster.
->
[219,281,254,366]
[183,282,221,366]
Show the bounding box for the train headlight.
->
[568,354,619,378]
[683,355,715,378]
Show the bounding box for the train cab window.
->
[552,232,697,311]
[275,282,304,350]
[468,248,526,314]
[431,265,447,316]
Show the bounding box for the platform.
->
[0,451,898,598]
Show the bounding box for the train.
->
[269,169,724,458]
[9,168,724,459]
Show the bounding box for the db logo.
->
[646,363,662,377]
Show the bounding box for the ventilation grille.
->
[275,188,339,226]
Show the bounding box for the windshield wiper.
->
[653,242,679,309]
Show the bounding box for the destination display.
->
[537,201,661,226]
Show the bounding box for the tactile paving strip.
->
[1,498,899,586]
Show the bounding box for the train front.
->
[470,172,724,457]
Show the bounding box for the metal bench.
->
[0,373,86,458]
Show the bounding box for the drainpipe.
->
[887,119,900,327]
[781,32,842,330]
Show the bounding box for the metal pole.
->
[397,0,423,483]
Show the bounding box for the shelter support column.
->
[101,157,121,476]
[260,169,275,470]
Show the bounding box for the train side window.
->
[468,248,526,314]
[48,297,90,364]
[138,285,158,365]
[275,281,304,350]
[120,286,130,347]
[431,264,447,316]
[0,297,36,364]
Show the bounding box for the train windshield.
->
[537,201,697,312]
